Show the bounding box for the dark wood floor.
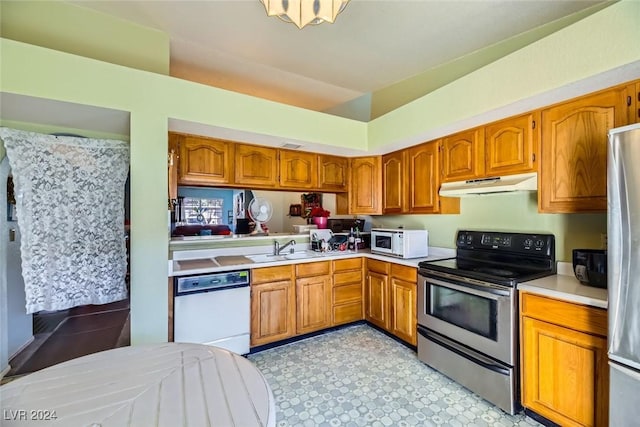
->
[6,299,130,378]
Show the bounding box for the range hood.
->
[439,172,538,196]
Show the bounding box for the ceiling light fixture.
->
[260,0,350,29]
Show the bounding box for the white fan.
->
[248,197,273,234]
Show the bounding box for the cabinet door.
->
[365,271,388,330]
[250,280,295,346]
[408,142,439,214]
[296,275,331,335]
[389,277,416,345]
[540,87,631,212]
[485,112,539,176]
[382,150,407,214]
[234,144,278,187]
[521,316,609,427]
[279,149,317,189]
[441,127,484,182]
[350,156,382,215]
[318,154,348,192]
[178,135,231,185]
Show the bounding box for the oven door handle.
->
[424,276,510,300]
[417,325,510,376]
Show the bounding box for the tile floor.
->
[248,324,542,427]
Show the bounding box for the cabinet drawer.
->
[333,283,362,304]
[252,265,292,284]
[333,258,362,272]
[334,270,362,286]
[296,261,330,277]
[368,259,389,275]
[333,302,363,325]
[391,263,417,283]
[520,292,607,336]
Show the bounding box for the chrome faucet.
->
[273,239,296,255]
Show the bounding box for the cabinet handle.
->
[628,95,633,107]
[532,120,536,129]
[532,153,536,162]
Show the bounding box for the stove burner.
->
[474,267,516,277]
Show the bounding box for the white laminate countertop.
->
[517,262,608,309]
[169,246,456,277]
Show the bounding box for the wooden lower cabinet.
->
[250,265,296,346]
[366,259,417,345]
[332,258,364,325]
[365,271,388,330]
[250,258,417,347]
[296,262,331,334]
[389,264,417,346]
[520,292,608,427]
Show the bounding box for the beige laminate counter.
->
[170,247,456,277]
[518,263,607,309]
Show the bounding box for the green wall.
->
[375,193,606,262]
[0,1,171,75]
[368,0,640,150]
[1,0,638,344]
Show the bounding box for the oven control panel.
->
[480,234,512,247]
[456,230,554,256]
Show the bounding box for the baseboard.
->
[249,321,366,354]
[0,364,11,381]
[9,336,35,360]
[523,408,561,427]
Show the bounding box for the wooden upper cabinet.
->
[441,127,484,182]
[349,156,382,215]
[234,143,278,187]
[382,150,407,214]
[176,134,232,186]
[485,112,539,176]
[408,142,440,214]
[539,85,632,213]
[318,154,348,192]
[279,149,317,189]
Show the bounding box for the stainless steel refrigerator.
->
[607,123,640,425]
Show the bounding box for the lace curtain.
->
[1,128,130,313]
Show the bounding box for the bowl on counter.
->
[572,249,607,288]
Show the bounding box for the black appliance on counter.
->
[417,230,555,415]
[327,218,365,233]
[572,248,607,288]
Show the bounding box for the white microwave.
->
[370,228,429,258]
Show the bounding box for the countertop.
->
[170,246,456,277]
[517,262,608,309]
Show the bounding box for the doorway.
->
[0,158,131,380]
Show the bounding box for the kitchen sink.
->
[247,254,287,263]
[284,251,319,260]
[247,251,320,263]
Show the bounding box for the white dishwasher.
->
[174,269,250,355]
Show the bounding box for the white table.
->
[0,343,276,426]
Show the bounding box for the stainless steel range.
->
[417,230,555,415]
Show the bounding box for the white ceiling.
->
[69,0,610,121]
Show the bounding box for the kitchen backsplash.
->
[375,191,606,262]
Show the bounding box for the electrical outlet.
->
[601,233,607,249]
